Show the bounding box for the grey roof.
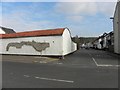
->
[0,26,16,34]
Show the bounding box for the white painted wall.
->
[103,37,107,48]
[0,28,5,34]
[62,28,77,55]
[0,36,63,56]
[96,39,102,49]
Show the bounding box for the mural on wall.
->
[6,40,50,52]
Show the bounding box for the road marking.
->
[88,53,119,67]
[56,63,63,65]
[92,57,119,67]
[97,65,120,67]
[92,57,99,66]
[24,75,30,78]
[34,76,74,83]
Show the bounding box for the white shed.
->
[0,28,77,56]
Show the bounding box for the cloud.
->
[54,2,98,23]
[54,2,116,23]
[55,2,116,16]
[97,2,116,16]
[55,2,97,15]
[1,11,55,32]
[1,0,118,2]
[1,2,59,32]
[1,2,117,37]
[0,2,2,25]
[57,0,118,2]
[66,16,83,23]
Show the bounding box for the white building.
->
[0,28,77,56]
[113,1,120,54]
[93,37,102,49]
[0,26,15,34]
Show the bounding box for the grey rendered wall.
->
[114,1,120,54]
[118,1,120,54]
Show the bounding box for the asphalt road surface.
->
[2,49,119,88]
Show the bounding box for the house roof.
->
[0,26,16,34]
[92,31,114,43]
[0,28,65,39]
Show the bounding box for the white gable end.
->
[0,28,5,34]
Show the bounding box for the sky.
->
[0,1,117,37]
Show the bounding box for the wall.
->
[96,39,102,49]
[62,28,77,55]
[0,60,1,89]
[0,28,5,34]
[114,1,120,54]
[118,1,120,54]
[103,37,107,49]
[0,36,63,56]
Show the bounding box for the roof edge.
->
[0,28,66,39]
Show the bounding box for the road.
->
[2,49,119,88]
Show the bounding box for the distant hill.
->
[72,36,98,49]
[79,37,98,45]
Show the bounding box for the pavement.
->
[1,55,59,64]
[1,49,119,88]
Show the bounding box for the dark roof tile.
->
[0,27,16,34]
